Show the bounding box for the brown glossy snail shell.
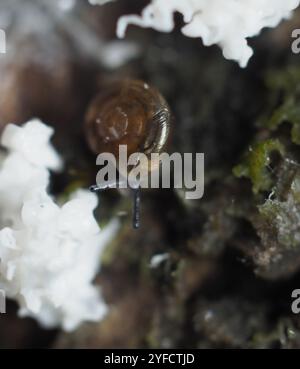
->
[84,79,171,160]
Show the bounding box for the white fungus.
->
[90,0,300,67]
[0,119,118,331]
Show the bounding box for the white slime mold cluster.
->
[0,120,118,331]
[90,0,300,67]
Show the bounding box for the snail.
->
[84,79,171,229]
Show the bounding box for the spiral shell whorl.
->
[85,79,170,159]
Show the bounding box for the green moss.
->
[266,66,300,94]
[266,98,300,144]
[233,139,285,194]
[264,67,300,145]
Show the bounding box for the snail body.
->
[85,79,172,229]
[84,79,171,161]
